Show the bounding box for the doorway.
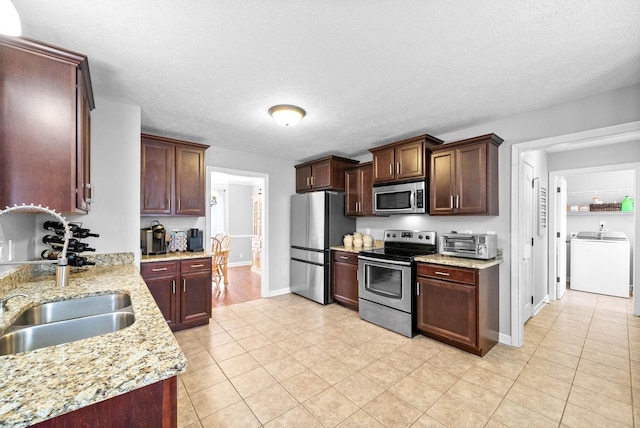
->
[510,121,640,347]
[206,166,268,305]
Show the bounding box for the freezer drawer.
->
[290,257,331,304]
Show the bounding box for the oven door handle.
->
[358,255,412,266]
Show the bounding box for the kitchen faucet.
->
[0,204,71,288]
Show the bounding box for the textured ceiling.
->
[12,0,640,162]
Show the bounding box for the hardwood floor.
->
[212,265,261,308]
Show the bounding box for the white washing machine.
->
[570,231,630,298]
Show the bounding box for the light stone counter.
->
[414,252,503,269]
[0,257,186,427]
[141,250,213,263]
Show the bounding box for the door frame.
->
[510,121,640,347]
[206,166,268,299]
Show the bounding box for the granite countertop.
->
[414,253,503,269]
[0,259,186,427]
[141,250,213,263]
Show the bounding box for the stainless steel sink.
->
[13,293,132,325]
[0,293,135,356]
[0,311,135,356]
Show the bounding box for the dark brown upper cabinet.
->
[295,156,359,193]
[345,162,374,216]
[0,35,95,214]
[370,134,443,184]
[141,134,209,216]
[429,134,503,215]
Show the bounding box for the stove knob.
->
[418,235,423,239]
[392,233,396,238]
[386,233,391,238]
[425,235,430,240]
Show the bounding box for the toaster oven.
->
[439,233,497,260]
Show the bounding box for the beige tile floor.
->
[173,289,640,427]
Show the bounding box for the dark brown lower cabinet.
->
[33,377,177,427]
[141,257,212,331]
[331,250,359,310]
[416,262,499,356]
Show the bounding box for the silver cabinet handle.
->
[306,177,310,186]
[396,162,401,175]
[416,282,420,296]
[152,267,168,272]
[435,271,450,276]
[183,279,186,292]
[191,264,204,268]
[340,256,349,260]
[389,164,393,176]
[310,176,314,186]
[172,280,175,294]
[450,196,454,209]
[455,195,460,209]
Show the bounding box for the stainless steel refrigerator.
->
[290,191,355,304]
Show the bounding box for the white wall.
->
[357,83,640,339]
[1,98,141,276]
[59,98,142,263]
[227,183,253,265]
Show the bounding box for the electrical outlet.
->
[599,221,606,230]
[239,252,243,258]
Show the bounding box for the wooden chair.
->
[211,235,231,292]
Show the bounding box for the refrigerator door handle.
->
[291,257,324,267]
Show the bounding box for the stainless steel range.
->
[358,230,437,337]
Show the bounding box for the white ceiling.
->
[13,0,640,162]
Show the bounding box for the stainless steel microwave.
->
[373,180,426,215]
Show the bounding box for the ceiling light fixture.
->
[0,0,21,36]
[268,104,306,127]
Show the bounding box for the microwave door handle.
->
[410,190,415,209]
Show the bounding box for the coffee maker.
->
[187,228,204,252]
[141,221,167,255]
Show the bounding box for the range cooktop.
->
[358,230,437,262]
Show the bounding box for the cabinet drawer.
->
[141,261,178,277]
[181,258,212,273]
[416,263,476,285]
[332,251,358,265]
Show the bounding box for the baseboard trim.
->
[499,333,513,346]
[267,287,291,298]
[227,261,252,268]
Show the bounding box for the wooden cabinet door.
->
[429,149,456,214]
[359,163,374,215]
[311,159,332,189]
[179,269,212,325]
[456,142,487,214]
[372,147,395,183]
[395,140,424,180]
[331,251,359,310]
[175,145,206,215]
[295,165,312,192]
[145,275,178,328]
[416,277,477,349]
[141,139,173,214]
[345,168,360,216]
[76,70,92,212]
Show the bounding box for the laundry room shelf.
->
[567,211,633,216]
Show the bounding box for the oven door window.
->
[376,191,412,210]
[365,264,403,299]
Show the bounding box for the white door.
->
[556,177,568,299]
[521,162,534,322]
